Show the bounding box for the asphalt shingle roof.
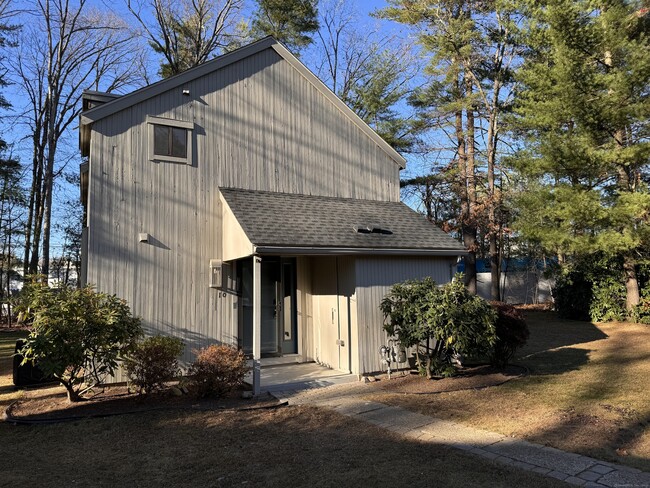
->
[220,188,466,253]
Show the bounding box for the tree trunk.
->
[623,255,640,313]
[604,40,640,316]
[454,93,476,294]
[464,77,478,295]
[487,92,500,301]
[64,382,81,402]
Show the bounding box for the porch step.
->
[244,362,357,393]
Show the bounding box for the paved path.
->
[269,383,650,488]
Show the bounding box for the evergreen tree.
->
[380,0,522,296]
[513,0,650,313]
[250,0,319,54]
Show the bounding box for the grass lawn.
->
[0,330,564,487]
[363,311,650,472]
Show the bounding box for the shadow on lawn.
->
[0,405,566,488]
[520,318,650,472]
[522,347,591,375]
[518,311,609,357]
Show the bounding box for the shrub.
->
[632,290,650,324]
[553,267,593,321]
[589,277,626,322]
[381,275,497,377]
[552,253,648,323]
[124,336,185,394]
[489,302,529,368]
[188,344,249,398]
[15,281,142,402]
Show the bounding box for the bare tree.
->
[311,0,418,152]
[127,0,244,78]
[15,0,141,278]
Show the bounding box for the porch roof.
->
[219,188,466,256]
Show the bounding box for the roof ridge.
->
[218,187,405,206]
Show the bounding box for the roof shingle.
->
[220,188,466,254]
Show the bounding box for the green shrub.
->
[553,254,635,322]
[188,344,249,398]
[632,290,650,324]
[16,280,142,402]
[489,302,529,368]
[381,275,497,377]
[124,336,185,394]
[589,277,626,322]
[553,268,593,321]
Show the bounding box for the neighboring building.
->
[78,37,466,390]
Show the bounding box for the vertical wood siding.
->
[355,256,456,374]
[86,48,399,362]
[296,257,313,362]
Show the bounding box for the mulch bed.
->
[378,364,527,395]
[5,384,283,424]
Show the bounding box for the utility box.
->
[209,259,230,289]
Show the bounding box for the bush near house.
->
[189,344,250,398]
[15,279,142,402]
[381,275,497,378]
[124,336,185,394]
[489,302,529,368]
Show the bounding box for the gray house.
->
[78,37,465,391]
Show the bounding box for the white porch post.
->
[252,255,262,395]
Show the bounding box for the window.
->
[147,116,193,164]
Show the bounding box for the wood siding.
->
[296,257,313,362]
[86,48,398,360]
[355,256,456,374]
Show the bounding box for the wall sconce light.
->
[139,233,150,243]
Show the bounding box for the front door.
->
[238,257,297,356]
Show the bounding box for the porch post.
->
[252,255,262,396]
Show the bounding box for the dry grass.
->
[0,330,567,487]
[365,311,650,472]
[0,405,566,488]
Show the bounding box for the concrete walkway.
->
[271,383,650,488]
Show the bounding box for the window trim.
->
[147,115,193,164]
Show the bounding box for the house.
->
[78,37,466,393]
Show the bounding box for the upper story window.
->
[147,115,194,164]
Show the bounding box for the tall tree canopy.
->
[128,0,243,78]
[513,0,650,312]
[380,0,522,297]
[250,0,319,53]
[16,0,140,278]
[312,0,418,152]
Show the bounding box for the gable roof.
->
[220,188,466,256]
[80,37,406,168]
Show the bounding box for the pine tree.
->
[380,0,521,296]
[514,0,650,313]
[250,0,319,54]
